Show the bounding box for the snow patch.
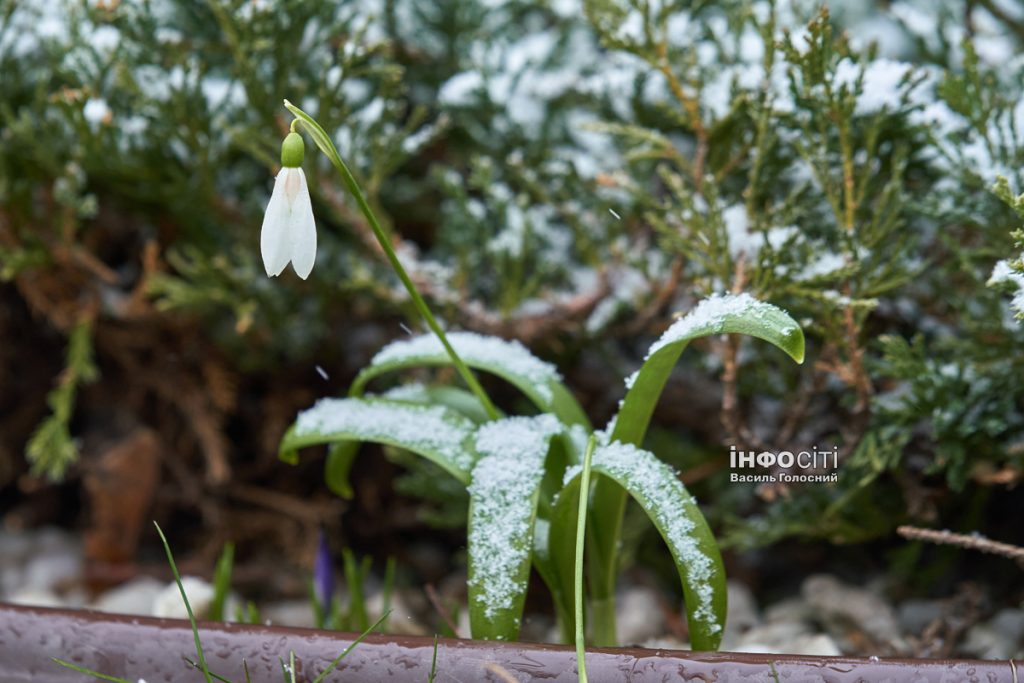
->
[295,398,475,473]
[372,331,561,403]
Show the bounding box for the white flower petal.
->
[260,170,292,277]
[288,168,317,280]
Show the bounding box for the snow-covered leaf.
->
[466,414,563,640]
[613,293,804,446]
[587,293,804,646]
[280,398,478,495]
[351,332,590,428]
[563,442,727,650]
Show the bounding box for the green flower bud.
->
[280,132,304,168]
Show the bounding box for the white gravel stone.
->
[92,577,165,615]
[763,597,813,624]
[962,609,1024,659]
[6,587,65,608]
[801,574,905,651]
[734,632,842,656]
[616,586,667,645]
[897,599,944,634]
[724,581,760,635]
[152,576,215,619]
[366,590,428,636]
[260,599,316,628]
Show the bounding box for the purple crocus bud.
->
[314,530,335,613]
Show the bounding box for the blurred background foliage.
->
[1,0,1022,597]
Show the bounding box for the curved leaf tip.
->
[652,292,804,364]
[279,397,478,485]
[565,441,727,649]
[781,323,805,364]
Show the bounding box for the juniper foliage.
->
[1,0,1022,553]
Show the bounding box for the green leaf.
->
[612,293,804,446]
[52,659,131,683]
[467,415,564,640]
[351,332,591,429]
[208,542,234,622]
[311,611,391,683]
[587,293,804,646]
[564,442,727,651]
[280,398,479,489]
[154,522,212,683]
[531,426,589,642]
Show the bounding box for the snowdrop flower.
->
[261,131,317,279]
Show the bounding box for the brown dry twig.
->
[897,526,1024,567]
[425,583,463,639]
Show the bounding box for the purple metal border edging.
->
[0,603,1018,682]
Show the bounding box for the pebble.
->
[721,581,762,651]
[367,590,429,636]
[763,597,813,624]
[802,574,905,652]
[0,528,81,600]
[5,587,65,609]
[616,586,667,645]
[152,576,215,619]
[92,577,165,616]
[734,632,842,657]
[725,580,760,633]
[261,599,317,628]
[897,598,945,634]
[734,620,814,653]
[962,609,1024,659]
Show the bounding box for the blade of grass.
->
[243,659,252,683]
[574,435,596,683]
[209,542,234,622]
[428,635,439,683]
[311,610,390,683]
[279,651,297,683]
[343,548,369,631]
[52,659,131,683]
[154,521,212,683]
[184,658,233,683]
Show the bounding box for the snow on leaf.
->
[563,441,725,646]
[647,293,799,358]
[370,331,561,403]
[466,414,563,638]
[292,397,477,476]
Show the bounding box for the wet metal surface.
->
[1,603,1019,682]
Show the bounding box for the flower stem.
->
[574,435,597,683]
[283,100,499,420]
